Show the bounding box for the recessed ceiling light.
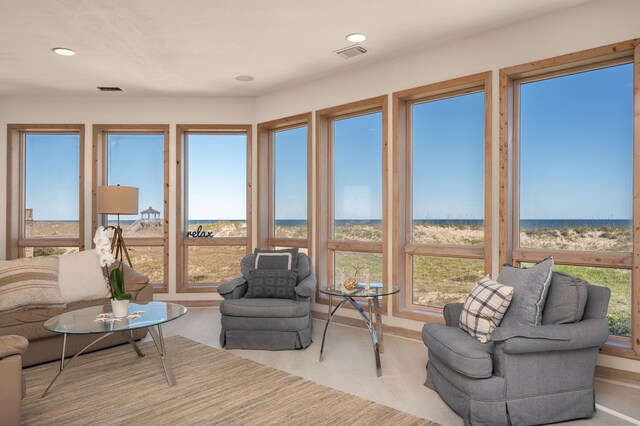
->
[52,47,76,56]
[345,33,367,43]
[235,75,254,82]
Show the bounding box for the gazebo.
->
[140,206,161,226]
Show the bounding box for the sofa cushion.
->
[0,257,65,313]
[542,272,588,325]
[254,252,293,270]
[220,298,309,318]
[459,277,514,343]
[58,250,110,304]
[422,322,494,379]
[497,257,553,327]
[246,269,298,300]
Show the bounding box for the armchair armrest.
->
[0,335,28,359]
[218,276,248,299]
[295,274,317,298]
[491,318,609,354]
[109,261,151,300]
[443,303,464,327]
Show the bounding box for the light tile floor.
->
[155,308,640,425]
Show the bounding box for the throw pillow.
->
[542,271,588,325]
[245,269,299,300]
[0,256,66,313]
[253,248,298,269]
[459,277,514,343]
[57,250,111,303]
[497,257,554,327]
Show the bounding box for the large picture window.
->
[93,125,169,291]
[257,113,311,253]
[177,125,252,291]
[393,73,492,320]
[500,40,639,357]
[316,96,387,305]
[6,125,84,259]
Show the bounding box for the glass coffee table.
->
[42,301,187,397]
[319,285,399,377]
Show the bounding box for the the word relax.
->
[186,225,214,238]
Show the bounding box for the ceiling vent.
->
[97,86,123,92]
[334,45,367,59]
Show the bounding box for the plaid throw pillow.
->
[459,277,514,343]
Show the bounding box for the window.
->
[257,113,312,252]
[500,40,639,356]
[316,96,387,305]
[177,125,252,290]
[6,125,84,259]
[93,125,169,291]
[393,73,492,319]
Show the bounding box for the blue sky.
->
[274,126,307,220]
[25,63,633,223]
[519,63,633,220]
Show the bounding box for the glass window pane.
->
[412,256,484,308]
[187,134,247,238]
[333,251,383,285]
[274,126,308,239]
[333,112,382,242]
[24,134,80,238]
[519,64,633,252]
[523,263,631,338]
[411,92,485,244]
[128,246,164,285]
[107,134,165,238]
[25,247,79,258]
[187,246,246,284]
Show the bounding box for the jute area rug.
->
[22,335,437,425]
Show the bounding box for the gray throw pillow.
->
[497,257,553,327]
[253,248,298,269]
[245,269,299,300]
[542,272,588,325]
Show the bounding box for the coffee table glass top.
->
[320,285,399,298]
[44,301,187,334]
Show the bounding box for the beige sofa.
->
[0,335,28,426]
[0,264,151,367]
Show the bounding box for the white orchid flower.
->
[99,252,116,267]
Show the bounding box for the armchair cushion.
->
[422,323,494,378]
[0,335,28,359]
[217,276,248,299]
[254,252,294,270]
[246,269,298,300]
[491,318,609,353]
[497,256,553,327]
[294,273,317,298]
[542,272,588,325]
[459,277,513,343]
[220,298,309,318]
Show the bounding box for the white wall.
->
[1,0,639,371]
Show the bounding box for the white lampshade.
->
[97,186,139,215]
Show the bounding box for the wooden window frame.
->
[257,112,312,252]
[499,39,640,359]
[92,124,169,292]
[392,72,493,322]
[316,96,388,309]
[6,124,85,259]
[176,124,252,292]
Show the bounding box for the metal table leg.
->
[147,324,175,386]
[319,298,349,362]
[372,296,384,354]
[345,297,381,377]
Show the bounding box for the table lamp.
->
[97,185,139,268]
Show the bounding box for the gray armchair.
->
[217,253,316,350]
[422,273,611,425]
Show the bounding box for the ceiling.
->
[0,0,593,98]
